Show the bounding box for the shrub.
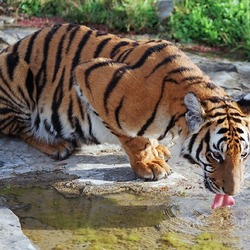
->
[168,0,250,49]
[13,0,159,33]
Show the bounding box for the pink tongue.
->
[211,194,235,209]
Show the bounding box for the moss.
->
[162,232,190,249]
[127,232,141,242]
[193,232,230,250]
[162,232,231,250]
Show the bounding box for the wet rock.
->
[0,16,15,26]
[0,198,37,250]
[0,28,37,46]
[190,53,250,96]
[157,0,174,21]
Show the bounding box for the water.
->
[1,186,250,250]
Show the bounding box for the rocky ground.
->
[0,17,249,249]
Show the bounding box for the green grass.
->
[167,0,250,60]
[8,0,159,33]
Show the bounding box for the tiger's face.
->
[182,92,250,195]
[199,121,249,195]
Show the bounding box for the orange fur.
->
[0,24,249,193]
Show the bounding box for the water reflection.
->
[1,187,250,249]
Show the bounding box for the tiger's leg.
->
[0,52,74,160]
[18,134,74,160]
[119,136,172,180]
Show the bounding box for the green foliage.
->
[6,0,250,60]
[168,0,250,51]
[16,0,159,32]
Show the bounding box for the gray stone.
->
[0,198,37,250]
[157,0,174,21]
[0,28,38,45]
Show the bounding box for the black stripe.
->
[196,139,204,162]
[216,117,226,124]
[217,137,227,151]
[0,116,16,132]
[25,68,35,107]
[137,81,166,136]
[206,82,217,89]
[188,133,198,153]
[232,117,242,123]
[158,115,176,140]
[206,105,228,113]
[115,97,124,129]
[17,86,31,109]
[104,65,130,114]
[163,77,178,84]
[117,48,134,62]
[52,33,67,82]
[36,24,62,95]
[11,40,21,55]
[87,114,100,144]
[24,30,40,63]
[51,67,65,136]
[66,25,80,53]
[0,68,16,98]
[236,127,244,134]
[67,98,74,128]
[131,43,169,69]
[204,130,211,151]
[183,154,197,164]
[34,114,40,130]
[208,112,226,118]
[110,41,130,58]
[69,29,92,89]
[74,117,84,138]
[217,128,228,134]
[0,107,13,114]
[6,53,18,81]
[168,66,192,75]
[230,112,245,117]
[146,54,181,78]
[72,29,93,68]
[94,38,111,58]
[85,59,113,90]
[181,76,203,82]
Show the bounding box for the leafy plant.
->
[168,0,250,50]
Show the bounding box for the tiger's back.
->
[0,24,250,199]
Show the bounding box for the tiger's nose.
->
[222,180,241,196]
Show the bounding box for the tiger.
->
[0,23,249,200]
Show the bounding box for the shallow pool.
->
[1,186,250,250]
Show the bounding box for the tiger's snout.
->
[209,164,244,196]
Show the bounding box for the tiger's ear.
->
[233,92,250,115]
[184,92,205,132]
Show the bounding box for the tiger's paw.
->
[51,141,75,160]
[134,158,172,181]
[119,136,172,181]
[156,145,171,161]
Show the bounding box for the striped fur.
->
[0,24,250,195]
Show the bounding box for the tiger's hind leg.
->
[0,52,75,160]
[19,134,74,160]
[119,136,172,180]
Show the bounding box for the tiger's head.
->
[182,92,250,195]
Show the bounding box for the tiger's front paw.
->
[134,158,172,181]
